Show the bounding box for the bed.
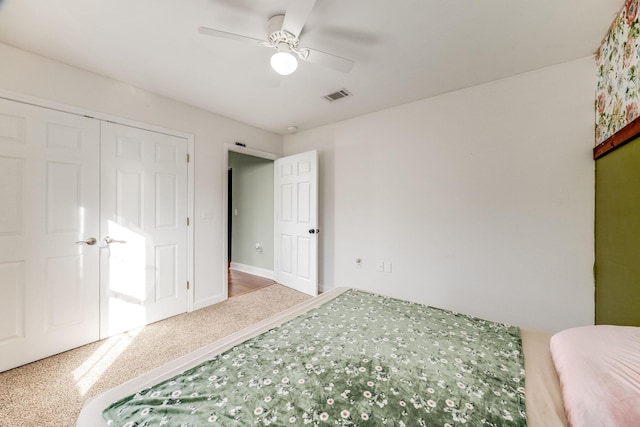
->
[77,287,637,427]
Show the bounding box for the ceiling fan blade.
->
[282,0,316,38]
[304,47,355,73]
[198,26,264,46]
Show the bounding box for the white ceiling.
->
[0,0,623,135]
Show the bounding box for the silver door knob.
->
[76,237,97,245]
[104,236,126,244]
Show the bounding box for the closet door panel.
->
[100,122,188,338]
[0,98,100,373]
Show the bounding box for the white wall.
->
[284,57,596,332]
[1,41,596,331]
[0,43,282,308]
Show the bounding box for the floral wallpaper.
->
[596,0,640,144]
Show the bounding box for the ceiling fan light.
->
[270,51,298,75]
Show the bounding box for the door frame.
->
[0,89,196,312]
[223,144,277,299]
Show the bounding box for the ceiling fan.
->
[198,0,355,76]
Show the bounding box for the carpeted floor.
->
[0,284,310,427]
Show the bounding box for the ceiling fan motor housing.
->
[267,15,299,47]
[265,14,309,59]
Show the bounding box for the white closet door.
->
[0,98,100,372]
[100,122,189,338]
[274,150,318,296]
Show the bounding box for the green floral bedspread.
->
[103,290,526,426]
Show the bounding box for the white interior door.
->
[0,98,100,372]
[274,150,318,296]
[100,122,189,338]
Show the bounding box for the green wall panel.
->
[595,137,640,326]
[229,152,274,270]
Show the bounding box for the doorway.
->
[223,145,319,299]
[227,149,276,297]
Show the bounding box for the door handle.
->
[308,229,320,234]
[76,237,97,245]
[104,236,127,244]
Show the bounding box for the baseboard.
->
[230,262,275,280]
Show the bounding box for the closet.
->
[0,98,189,372]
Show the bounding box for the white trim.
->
[227,143,278,161]
[0,89,193,140]
[186,137,195,312]
[230,262,275,280]
[0,89,196,313]
[223,143,279,303]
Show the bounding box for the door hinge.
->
[186,217,190,226]
[186,153,190,163]
[187,281,190,290]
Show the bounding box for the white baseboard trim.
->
[230,262,275,280]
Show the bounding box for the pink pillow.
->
[550,325,640,427]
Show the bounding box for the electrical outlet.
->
[376,260,384,272]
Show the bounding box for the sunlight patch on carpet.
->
[73,328,142,396]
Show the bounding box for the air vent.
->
[323,89,352,102]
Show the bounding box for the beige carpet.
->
[0,284,310,427]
